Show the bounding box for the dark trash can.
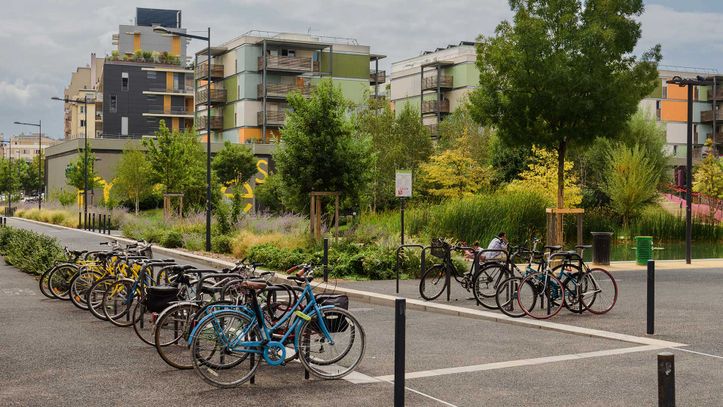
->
[591,232,613,265]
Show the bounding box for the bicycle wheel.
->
[48,264,78,300]
[419,264,447,301]
[102,279,139,327]
[87,277,114,321]
[38,266,57,299]
[517,271,565,319]
[495,277,527,318]
[132,301,158,346]
[472,263,505,310]
[583,268,618,315]
[552,264,586,314]
[69,270,102,310]
[297,307,365,380]
[155,302,202,370]
[191,310,260,388]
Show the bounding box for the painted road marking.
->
[673,348,723,360]
[1,288,37,296]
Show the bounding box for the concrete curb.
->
[8,216,689,348]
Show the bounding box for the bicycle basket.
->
[318,294,349,333]
[144,286,179,313]
[430,238,450,259]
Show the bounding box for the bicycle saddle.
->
[544,245,562,251]
[575,244,592,249]
[240,281,267,290]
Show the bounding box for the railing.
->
[147,87,194,94]
[701,110,723,122]
[258,55,319,72]
[146,108,195,116]
[421,100,450,114]
[706,88,723,101]
[259,83,313,98]
[370,70,386,83]
[422,75,454,90]
[196,88,227,104]
[195,62,224,79]
[196,115,224,130]
[258,111,286,126]
[95,112,103,121]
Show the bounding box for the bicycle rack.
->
[394,244,426,295]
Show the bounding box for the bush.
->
[162,230,184,248]
[212,234,234,254]
[246,243,308,271]
[0,227,65,274]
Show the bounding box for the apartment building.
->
[1,133,60,162]
[194,31,382,143]
[389,42,479,137]
[63,54,104,140]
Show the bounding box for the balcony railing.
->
[196,115,224,130]
[421,100,450,114]
[147,87,194,95]
[258,55,319,72]
[370,70,386,84]
[95,112,103,121]
[259,83,314,99]
[196,88,227,104]
[146,108,195,117]
[707,88,723,101]
[195,62,224,79]
[258,111,287,126]
[422,75,454,90]
[701,110,723,122]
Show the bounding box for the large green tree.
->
[113,145,154,214]
[65,150,100,191]
[469,0,661,209]
[212,141,257,222]
[275,79,373,213]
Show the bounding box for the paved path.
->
[2,217,723,406]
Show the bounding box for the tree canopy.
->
[469,0,661,208]
[112,145,154,214]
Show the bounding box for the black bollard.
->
[91,213,96,233]
[647,260,655,335]
[394,298,406,407]
[658,352,675,407]
[78,212,82,229]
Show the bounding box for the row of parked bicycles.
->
[38,240,365,388]
[419,237,618,319]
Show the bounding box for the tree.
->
[113,146,154,214]
[356,100,432,211]
[506,145,582,208]
[469,0,661,209]
[418,148,492,199]
[437,107,491,167]
[65,150,100,191]
[692,138,723,222]
[604,144,659,227]
[276,79,374,213]
[0,158,21,202]
[212,141,257,222]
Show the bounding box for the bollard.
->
[78,212,82,229]
[647,260,655,335]
[92,213,96,233]
[658,352,675,407]
[102,214,107,235]
[394,298,406,407]
[323,238,329,283]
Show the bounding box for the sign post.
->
[395,170,412,245]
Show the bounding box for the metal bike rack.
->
[394,244,426,295]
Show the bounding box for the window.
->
[80,106,85,113]
[121,117,128,136]
[147,71,157,79]
[80,120,85,128]
[110,95,117,113]
[281,49,295,57]
[121,72,129,91]
[235,59,238,73]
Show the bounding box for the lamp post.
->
[0,139,12,215]
[13,120,42,209]
[666,75,715,264]
[51,96,91,226]
[154,25,213,251]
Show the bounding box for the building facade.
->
[63,54,104,140]
[389,42,479,136]
[1,133,61,162]
[194,31,381,143]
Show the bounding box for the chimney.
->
[90,53,97,89]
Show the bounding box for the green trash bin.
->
[635,236,654,265]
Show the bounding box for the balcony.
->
[258,111,287,126]
[370,70,386,84]
[259,83,314,99]
[422,75,454,90]
[143,108,194,118]
[144,87,194,96]
[707,88,723,102]
[95,112,103,122]
[196,88,227,104]
[701,110,723,122]
[421,100,450,114]
[195,62,224,79]
[196,115,224,130]
[258,55,319,73]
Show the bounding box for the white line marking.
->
[375,345,665,381]
[672,348,723,360]
[375,377,459,407]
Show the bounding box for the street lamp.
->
[0,139,12,215]
[154,25,213,252]
[666,75,715,264]
[13,120,42,210]
[51,95,92,227]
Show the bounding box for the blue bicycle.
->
[187,264,366,388]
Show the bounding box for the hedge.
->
[0,227,66,275]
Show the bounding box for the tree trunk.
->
[557,140,567,209]
[135,196,139,215]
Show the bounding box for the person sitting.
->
[485,232,508,260]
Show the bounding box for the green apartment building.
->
[389,42,479,137]
[195,31,383,143]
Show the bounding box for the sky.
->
[1,0,722,140]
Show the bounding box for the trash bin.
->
[635,236,654,266]
[591,232,613,265]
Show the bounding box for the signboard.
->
[395,170,412,198]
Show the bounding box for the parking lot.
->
[1,218,722,406]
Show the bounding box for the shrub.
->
[0,227,65,274]
[212,234,233,254]
[162,230,184,248]
[246,243,308,271]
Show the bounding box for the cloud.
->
[0,80,56,106]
